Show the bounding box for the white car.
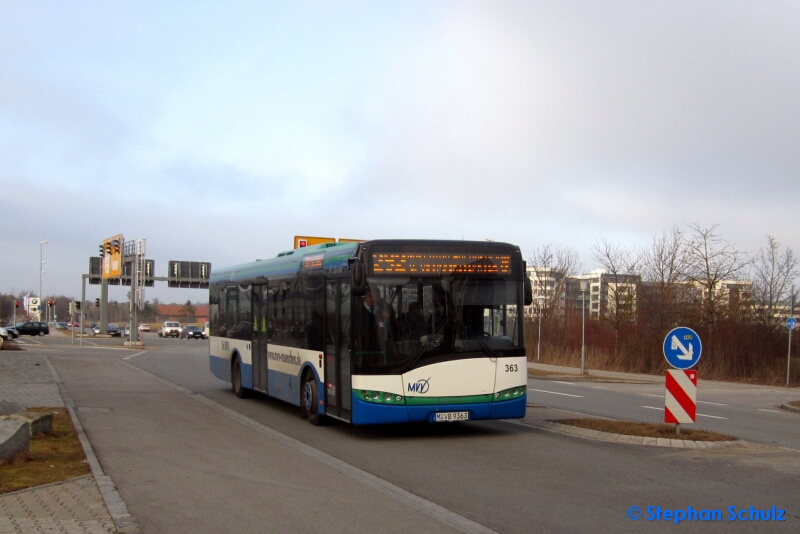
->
[0,327,9,341]
[159,321,182,338]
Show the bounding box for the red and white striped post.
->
[664,369,697,433]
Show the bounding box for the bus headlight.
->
[360,390,406,405]
[493,386,526,401]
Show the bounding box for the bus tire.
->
[232,358,249,399]
[302,372,323,425]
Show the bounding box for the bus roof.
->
[210,239,521,284]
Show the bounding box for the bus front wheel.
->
[232,359,249,399]
[301,373,323,426]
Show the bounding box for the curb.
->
[45,356,142,533]
[525,420,748,449]
[780,403,800,414]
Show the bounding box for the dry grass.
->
[0,408,90,494]
[789,401,800,408]
[555,418,737,441]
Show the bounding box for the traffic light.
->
[95,298,100,307]
[105,242,112,256]
[48,299,54,307]
[14,301,19,308]
[75,301,81,311]
[99,244,105,258]
[111,239,120,254]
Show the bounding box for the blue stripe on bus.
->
[350,394,527,425]
[210,355,230,382]
[266,365,323,413]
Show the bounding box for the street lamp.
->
[580,279,589,375]
[536,295,546,363]
[39,240,48,321]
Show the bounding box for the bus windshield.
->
[352,277,523,375]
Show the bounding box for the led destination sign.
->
[371,252,511,275]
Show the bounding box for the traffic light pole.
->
[80,274,86,348]
[100,278,108,335]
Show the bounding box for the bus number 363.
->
[505,364,518,372]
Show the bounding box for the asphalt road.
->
[17,333,800,532]
[526,374,800,449]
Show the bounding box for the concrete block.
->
[0,419,31,460]
[1,412,54,436]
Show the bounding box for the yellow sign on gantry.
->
[102,234,123,278]
[294,236,335,249]
[293,236,365,249]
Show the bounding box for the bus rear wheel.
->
[232,358,249,399]
[301,373,323,426]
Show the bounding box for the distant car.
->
[56,322,67,330]
[3,326,20,339]
[159,321,182,338]
[15,321,49,336]
[124,325,131,336]
[138,324,151,332]
[204,321,210,338]
[93,324,122,336]
[181,325,206,340]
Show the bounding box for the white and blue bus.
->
[209,239,533,425]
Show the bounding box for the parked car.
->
[0,327,9,341]
[138,323,151,332]
[204,322,210,338]
[159,321,182,338]
[124,325,131,336]
[14,321,49,336]
[181,325,206,339]
[56,322,68,330]
[3,326,20,339]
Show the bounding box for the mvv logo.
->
[407,378,431,394]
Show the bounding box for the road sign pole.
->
[788,327,793,388]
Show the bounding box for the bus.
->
[209,239,533,425]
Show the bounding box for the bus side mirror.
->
[523,262,533,306]
[350,258,367,296]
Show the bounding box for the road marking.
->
[123,351,148,360]
[640,393,663,398]
[641,406,663,411]
[697,401,728,406]
[553,381,578,386]
[757,409,784,414]
[697,413,727,420]
[528,388,584,398]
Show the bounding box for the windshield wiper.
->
[470,335,499,357]
[402,321,447,372]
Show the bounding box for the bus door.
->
[252,284,269,392]
[325,280,352,420]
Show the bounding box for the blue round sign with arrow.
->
[663,327,702,370]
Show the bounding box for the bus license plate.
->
[435,411,469,422]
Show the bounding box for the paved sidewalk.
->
[0,351,139,534]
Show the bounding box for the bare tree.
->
[751,235,798,324]
[592,236,640,354]
[640,226,691,331]
[683,224,750,339]
[528,243,582,316]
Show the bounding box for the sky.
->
[2,0,799,303]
